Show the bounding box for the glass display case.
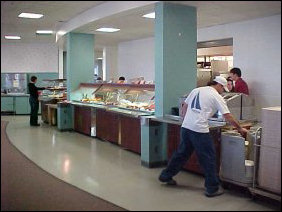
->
[71,83,155,114]
[70,83,103,102]
[39,79,67,124]
[116,85,155,112]
[93,84,128,105]
[40,79,67,100]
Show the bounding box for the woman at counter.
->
[28,76,45,126]
[226,77,235,92]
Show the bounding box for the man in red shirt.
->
[229,67,249,95]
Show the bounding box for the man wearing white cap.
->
[159,76,248,197]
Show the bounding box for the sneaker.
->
[159,176,177,185]
[205,187,224,197]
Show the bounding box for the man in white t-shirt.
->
[159,76,248,197]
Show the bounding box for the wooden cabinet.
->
[120,115,141,154]
[70,103,142,154]
[167,124,221,175]
[74,105,91,136]
[96,109,141,152]
[96,109,119,144]
[40,99,58,123]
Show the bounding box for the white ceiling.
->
[1,1,105,43]
[1,1,281,51]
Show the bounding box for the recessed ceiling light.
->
[5,36,21,40]
[36,30,53,34]
[18,12,43,19]
[96,28,120,33]
[142,12,155,19]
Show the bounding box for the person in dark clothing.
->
[117,76,126,84]
[28,76,45,126]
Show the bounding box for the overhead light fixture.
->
[142,12,155,19]
[36,30,53,34]
[97,58,103,60]
[95,28,120,33]
[18,12,43,19]
[5,36,21,40]
[57,30,66,35]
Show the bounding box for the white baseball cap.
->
[213,76,229,92]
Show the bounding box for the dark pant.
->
[160,127,219,193]
[29,97,39,125]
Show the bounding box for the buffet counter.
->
[149,115,254,175]
[151,115,227,128]
[57,97,255,174]
[57,83,255,173]
[55,83,155,154]
[71,100,152,117]
[1,93,30,97]
[66,100,153,154]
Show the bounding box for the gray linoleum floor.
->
[1,115,280,211]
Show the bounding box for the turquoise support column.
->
[66,33,95,100]
[141,118,168,168]
[155,2,197,116]
[141,2,197,168]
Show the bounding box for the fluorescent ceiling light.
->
[97,58,103,60]
[142,12,155,19]
[5,36,21,40]
[36,30,53,34]
[18,12,43,19]
[96,28,120,33]
[57,30,66,35]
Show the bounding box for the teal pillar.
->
[66,33,95,100]
[141,2,197,167]
[155,2,197,116]
[141,118,168,168]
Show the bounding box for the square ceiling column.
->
[141,2,197,168]
[155,2,197,117]
[66,33,95,100]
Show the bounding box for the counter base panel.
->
[96,109,119,144]
[74,105,91,136]
[141,160,168,168]
[120,115,141,154]
[167,124,221,175]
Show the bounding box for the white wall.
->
[1,43,59,73]
[198,14,281,120]
[103,46,118,81]
[118,37,155,82]
[117,15,281,120]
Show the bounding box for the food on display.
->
[73,83,155,114]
